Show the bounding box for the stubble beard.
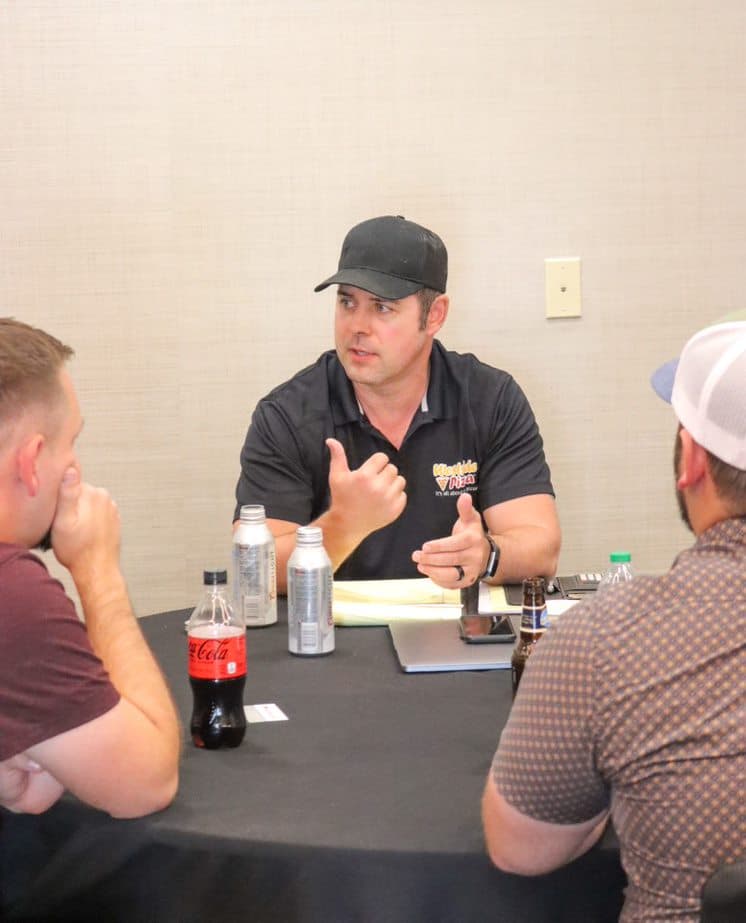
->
[673,429,693,533]
[675,487,693,533]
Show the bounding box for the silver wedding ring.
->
[455,565,465,582]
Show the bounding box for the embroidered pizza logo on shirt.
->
[432,459,478,495]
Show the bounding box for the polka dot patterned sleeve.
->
[491,600,610,825]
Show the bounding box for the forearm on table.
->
[72,565,180,752]
[486,524,560,585]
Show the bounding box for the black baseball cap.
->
[314,215,448,300]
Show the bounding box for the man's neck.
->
[0,491,25,547]
[353,371,429,450]
[685,475,735,536]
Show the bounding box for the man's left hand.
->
[0,753,64,814]
[411,493,488,588]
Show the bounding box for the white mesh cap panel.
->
[671,322,746,470]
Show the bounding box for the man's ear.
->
[676,428,707,490]
[16,434,44,497]
[425,294,449,336]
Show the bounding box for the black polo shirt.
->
[235,341,554,580]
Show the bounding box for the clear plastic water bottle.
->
[233,504,277,627]
[287,526,334,656]
[598,551,634,589]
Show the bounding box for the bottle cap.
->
[521,575,546,590]
[609,552,631,563]
[239,504,266,523]
[203,569,228,585]
[296,525,323,546]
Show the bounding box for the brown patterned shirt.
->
[492,517,746,921]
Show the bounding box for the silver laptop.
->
[388,619,517,673]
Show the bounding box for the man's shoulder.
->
[550,562,727,657]
[262,351,336,396]
[0,545,80,668]
[434,341,514,385]
[540,576,658,648]
[251,351,358,438]
[566,573,663,620]
[0,543,51,582]
[257,351,340,413]
[431,342,531,419]
[0,544,71,615]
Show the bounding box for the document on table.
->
[332,579,580,627]
[478,584,521,614]
[333,578,462,626]
[478,583,579,623]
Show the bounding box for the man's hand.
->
[0,754,64,814]
[263,439,408,590]
[51,467,121,582]
[34,464,181,819]
[325,438,407,542]
[412,492,488,588]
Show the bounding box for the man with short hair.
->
[235,215,560,591]
[0,318,180,818]
[482,320,746,921]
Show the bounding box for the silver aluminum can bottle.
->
[287,526,334,656]
[232,505,278,627]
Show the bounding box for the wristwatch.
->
[480,533,500,580]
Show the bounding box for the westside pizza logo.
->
[432,459,478,496]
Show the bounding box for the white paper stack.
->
[333,578,462,626]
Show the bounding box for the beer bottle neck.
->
[519,626,545,640]
[520,604,547,633]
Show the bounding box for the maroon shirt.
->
[0,544,120,760]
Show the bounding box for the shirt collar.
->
[328,340,456,426]
[355,392,429,417]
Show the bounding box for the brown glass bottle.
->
[511,576,548,698]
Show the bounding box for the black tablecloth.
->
[0,605,625,922]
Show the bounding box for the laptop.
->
[388,618,517,673]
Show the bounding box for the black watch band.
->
[480,534,500,580]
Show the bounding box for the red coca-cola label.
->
[188,629,247,680]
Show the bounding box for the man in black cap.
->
[234,215,560,592]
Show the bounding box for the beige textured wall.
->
[2,2,745,615]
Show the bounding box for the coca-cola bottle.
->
[187,569,247,749]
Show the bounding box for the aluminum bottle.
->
[232,504,277,627]
[287,526,334,656]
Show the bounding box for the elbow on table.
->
[108,763,179,819]
[482,806,536,876]
[481,778,560,878]
[13,791,63,816]
[107,709,182,817]
[146,764,179,815]
[485,839,546,877]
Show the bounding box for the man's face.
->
[334,285,433,392]
[673,427,693,533]
[32,369,83,550]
